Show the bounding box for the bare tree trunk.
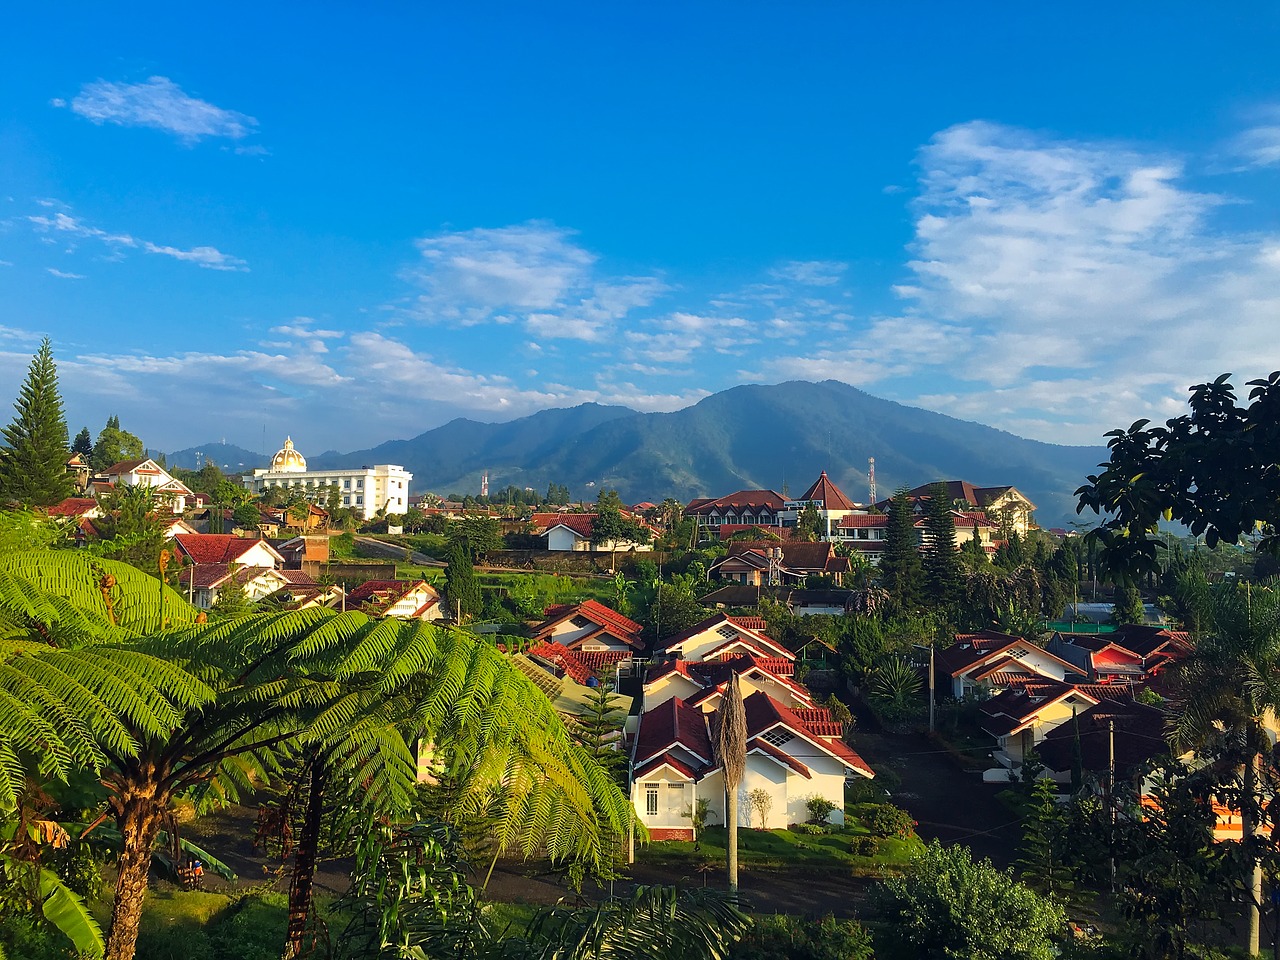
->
[105,790,166,960]
[1246,747,1262,957]
[285,755,327,959]
[726,787,738,893]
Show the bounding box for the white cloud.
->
[769,260,848,286]
[1229,105,1280,169]
[868,120,1280,438]
[27,204,247,271]
[63,76,257,144]
[47,267,85,279]
[402,222,666,340]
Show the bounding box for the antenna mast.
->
[868,457,876,506]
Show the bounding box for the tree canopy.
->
[1077,371,1280,578]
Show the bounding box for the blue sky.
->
[4,4,1280,456]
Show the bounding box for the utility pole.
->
[928,640,936,735]
[1108,717,1116,893]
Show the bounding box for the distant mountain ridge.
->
[292,381,1106,528]
[164,441,264,472]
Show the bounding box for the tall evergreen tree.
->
[572,681,627,783]
[71,426,93,458]
[445,544,482,620]
[0,337,74,507]
[879,488,924,612]
[922,483,962,610]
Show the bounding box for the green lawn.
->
[639,804,924,876]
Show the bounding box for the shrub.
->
[848,835,882,857]
[860,803,916,839]
[845,776,892,804]
[730,913,875,960]
[805,794,838,825]
[791,823,828,836]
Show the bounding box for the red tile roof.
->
[46,497,99,517]
[633,696,713,767]
[533,599,644,649]
[837,513,888,529]
[174,533,279,565]
[796,471,856,511]
[742,691,874,777]
[683,490,787,516]
[525,641,630,684]
[346,579,433,605]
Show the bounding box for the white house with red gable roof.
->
[654,612,794,664]
[98,458,195,513]
[642,655,812,713]
[630,690,873,839]
[936,630,1086,699]
[173,533,285,571]
[529,599,644,654]
[530,513,655,553]
[346,579,443,621]
[177,564,313,609]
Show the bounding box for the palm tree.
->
[713,674,747,894]
[1,549,636,960]
[1168,581,1280,958]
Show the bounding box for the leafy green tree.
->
[879,489,924,612]
[1166,582,1280,956]
[1111,764,1230,960]
[1076,371,1280,577]
[232,502,261,529]
[922,483,962,611]
[796,502,823,542]
[445,545,483,620]
[89,415,143,472]
[71,427,93,459]
[87,484,167,576]
[208,566,255,620]
[447,514,504,561]
[873,840,1066,960]
[0,338,74,507]
[1110,580,1145,625]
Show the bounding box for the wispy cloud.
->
[58,76,258,144]
[46,267,85,279]
[402,222,666,341]
[1228,106,1280,169]
[769,260,848,286]
[27,206,247,271]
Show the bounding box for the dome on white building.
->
[270,437,307,473]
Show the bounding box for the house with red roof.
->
[654,612,795,664]
[876,480,1037,535]
[98,458,195,513]
[346,579,443,621]
[643,654,811,714]
[45,497,102,521]
[630,690,873,839]
[707,540,850,587]
[784,471,861,539]
[1047,625,1192,684]
[177,564,314,609]
[529,512,655,553]
[530,599,644,653]
[173,533,285,570]
[683,490,787,537]
[936,630,1087,699]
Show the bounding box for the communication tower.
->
[868,457,876,506]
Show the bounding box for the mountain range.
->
[168,380,1103,529]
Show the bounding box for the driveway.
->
[853,727,1021,867]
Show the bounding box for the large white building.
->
[243,437,412,520]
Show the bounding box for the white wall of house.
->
[546,527,587,552]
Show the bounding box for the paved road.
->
[854,728,1021,867]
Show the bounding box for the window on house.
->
[356,496,363,506]
[356,479,364,489]
[645,785,659,816]
[343,479,350,489]
[761,728,794,748]
[716,624,737,639]
[343,496,350,506]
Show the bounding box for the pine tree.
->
[572,681,626,783]
[90,414,144,471]
[922,483,962,610]
[1016,776,1073,896]
[71,426,93,458]
[0,337,74,507]
[879,488,924,612]
[444,545,482,620]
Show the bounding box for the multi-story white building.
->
[242,437,412,521]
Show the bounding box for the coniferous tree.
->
[445,544,482,620]
[572,681,626,783]
[1016,777,1072,896]
[0,337,74,506]
[879,488,924,612]
[71,426,93,458]
[922,483,962,611]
